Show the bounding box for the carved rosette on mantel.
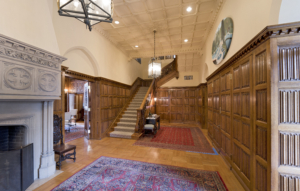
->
[0,34,67,180]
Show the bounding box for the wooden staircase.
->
[108,87,149,139]
[156,56,179,87]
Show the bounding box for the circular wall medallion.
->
[212,17,234,65]
[39,73,57,92]
[5,67,32,90]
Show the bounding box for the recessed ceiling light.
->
[115,21,119,24]
[186,7,192,12]
[135,45,139,48]
[184,39,188,42]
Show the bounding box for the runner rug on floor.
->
[52,156,228,191]
[65,127,84,143]
[134,126,216,154]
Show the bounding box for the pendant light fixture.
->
[57,0,113,31]
[148,30,162,78]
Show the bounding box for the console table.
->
[146,115,160,130]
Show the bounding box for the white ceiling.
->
[95,0,223,71]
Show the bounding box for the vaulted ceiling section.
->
[95,0,223,71]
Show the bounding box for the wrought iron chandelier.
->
[148,30,161,78]
[57,0,113,31]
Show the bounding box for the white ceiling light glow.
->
[186,6,192,12]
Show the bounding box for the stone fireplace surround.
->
[0,34,66,180]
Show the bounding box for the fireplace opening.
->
[0,126,34,191]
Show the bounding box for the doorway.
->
[64,77,92,142]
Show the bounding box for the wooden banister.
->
[135,79,155,133]
[155,56,178,87]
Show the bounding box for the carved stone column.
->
[39,101,56,179]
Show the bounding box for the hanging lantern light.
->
[57,0,113,31]
[148,30,161,78]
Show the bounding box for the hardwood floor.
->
[34,123,244,191]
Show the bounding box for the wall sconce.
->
[154,98,157,102]
[64,89,68,93]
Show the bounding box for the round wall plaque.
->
[212,17,234,65]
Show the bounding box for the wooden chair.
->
[53,115,76,170]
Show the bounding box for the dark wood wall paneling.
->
[207,36,269,191]
[156,83,207,128]
[206,22,300,191]
[90,77,150,139]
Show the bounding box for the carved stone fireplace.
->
[0,34,66,181]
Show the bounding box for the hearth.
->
[0,126,34,191]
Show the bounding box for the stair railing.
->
[155,57,179,87]
[135,79,155,133]
[156,56,178,81]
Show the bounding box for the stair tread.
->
[118,121,136,124]
[114,126,135,130]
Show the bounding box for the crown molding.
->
[128,48,202,60]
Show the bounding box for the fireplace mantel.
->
[0,34,66,101]
[0,34,66,180]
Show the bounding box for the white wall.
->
[161,71,201,87]
[200,0,275,80]
[0,0,60,54]
[50,0,142,85]
[278,0,300,24]
[141,58,175,79]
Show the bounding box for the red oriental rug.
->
[134,126,217,155]
[65,127,84,143]
[51,156,228,191]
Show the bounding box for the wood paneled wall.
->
[96,78,131,138]
[206,22,300,191]
[92,77,150,139]
[156,83,207,127]
[197,84,207,129]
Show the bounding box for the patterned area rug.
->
[52,156,228,191]
[65,127,84,143]
[134,126,216,154]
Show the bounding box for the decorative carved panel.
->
[280,132,300,166]
[279,47,300,81]
[257,89,267,122]
[256,51,267,85]
[280,90,300,124]
[241,61,250,88]
[242,92,250,118]
[242,122,250,149]
[256,162,267,191]
[280,174,300,191]
[256,126,267,160]
[233,118,241,142]
[233,93,240,115]
[233,66,240,89]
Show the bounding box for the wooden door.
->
[84,82,89,139]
